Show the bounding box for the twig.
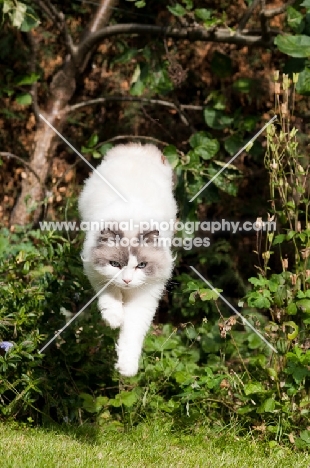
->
[26,31,41,122]
[140,106,177,143]
[77,24,277,60]
[260,0,270,42]
[33,0,76,57]
[0,152,41,182]
[237,0,260,32]
[98,134,175,148]
[64,96,204,114]
[262,0,295,18]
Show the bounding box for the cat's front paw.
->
[101,308,124,329]
[115,356,139,377]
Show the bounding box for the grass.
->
[1,419,310,468]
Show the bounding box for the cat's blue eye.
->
[110,261,121,268]
[137,262,147,269]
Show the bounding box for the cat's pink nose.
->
[123,278,132,284]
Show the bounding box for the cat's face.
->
[91,229,171,289]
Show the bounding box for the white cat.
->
[79,143,177,377]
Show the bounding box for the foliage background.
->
[0,0,310,449]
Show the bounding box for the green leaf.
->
[257,397,276,413]
[130,79,145,96]
[300,430,310,444]
[87,134,98,147]
[118,391,138,407]
[16,73,40,85]
[11,1,27,28]
[287,6,305,33]
[204,108,233,130]
[284,321,299,340]
[189,131,211,148]
[296,299,310,313]
[286,230,296,240]
[296,68,310,95]
[233,78,255,94]
[287,302,297,315]
[273,234,286,245]
[167,4,186,16]
[224,135,243,155]
[20,6,40,31]
[182,0,193,9]
[190,140,220,160]
[244,382,266,395]
[211,52,232,78]
[163,145,179,169]
[99,143,113,156]
[194,8,212,21]
[301,0,310,8]
[16,93,32,105]
[274,34,310,57]
[113,47,139,65]
[199,288,220,301]
[248,293,270,309]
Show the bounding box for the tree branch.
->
[78,0,119,73]
[97,135,185,156]
[0,153,41,182]
[237,0,261,32]
[260,0,270,42]
[27,31,41,122]
[33,0,77,57]
[262,0,295,18]
[77,24,278,61]
[64,96,204,114]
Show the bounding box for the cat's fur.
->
[79,143,177,376]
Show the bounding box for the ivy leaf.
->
[199,288,220,301]
[113,47,138,65]
[273,234,286,245]
[257,397,276,413]
[244,382,266,395]
[194,8,212,21]
[167,4,186,16]
[275,35,310,57]
[204,107,233,130]
[11,1,27,28]
[20,6,40,31]
[16,93,32,105]
[296,68,310,96]
[99,143,113,156]
[287,6,305,33]
[287,302,297,315]
[296,299,310,313]
[233,78,255,94]
[118,391,138,407]
[224,134,244,156]
[16,73,40,85]
[284,321,299,340]
[301,0,310,8]
[87,134,98,148]
[163,145,179,169]
[189,139,220,160]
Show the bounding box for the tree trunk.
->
[10,0,118,226]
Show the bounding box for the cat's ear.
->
[141,230,159,244]
[98,228,117,243]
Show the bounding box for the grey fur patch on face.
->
[92,229,129,267]
[92,229,169,279]
[130,231,167,277]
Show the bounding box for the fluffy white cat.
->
[79,143,177,377]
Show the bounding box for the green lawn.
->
[1,420,309,468]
